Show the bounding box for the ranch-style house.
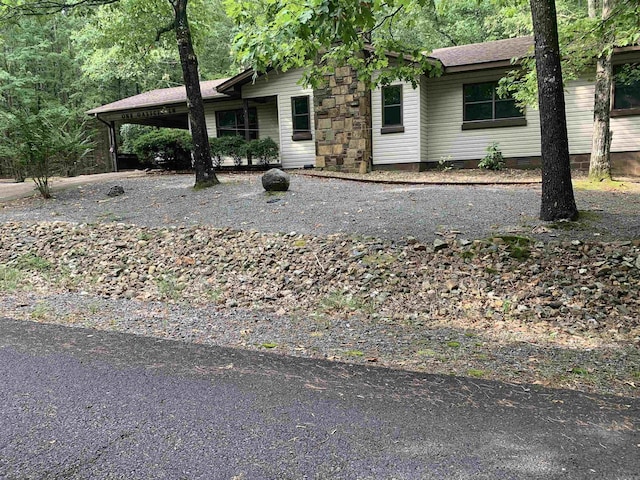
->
[87,36,640,176]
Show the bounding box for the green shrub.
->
[247,137,279,165]
[209,137,226,168]
[120,124,155,154]
[132,129,193,170]
[218,135,246,167]
[478,142,505,171]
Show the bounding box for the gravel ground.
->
[1,172,639,397]
[2,172,638,242]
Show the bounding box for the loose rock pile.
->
[1,221,638,342]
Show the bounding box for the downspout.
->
[243,98,252,166]
[94,114,119,173]
[367,87,373,173]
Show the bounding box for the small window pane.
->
[292,96,310,133]
[464,83,494,102]
[383,85,402,106]
[293,97,309,115]
[495,99,522,119]
[614,64,640,110]
[218,111,236,128]
[293,115,309,131]
[465,102,492,121]
[384,105,402,126]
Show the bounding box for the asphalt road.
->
[0,318,638,480]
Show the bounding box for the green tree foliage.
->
[0,13,96,187]
[74,0,234,92]
[224,0,443,88]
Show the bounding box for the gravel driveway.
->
[2,172,639,241]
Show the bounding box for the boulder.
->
[262,168,290,192]
[107,185,125,197]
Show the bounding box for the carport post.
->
[243,99,252,166]
[94,114,119,172]
[109,121,119,172]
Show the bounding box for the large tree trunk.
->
[588,0,614,180]
[587,0,598,18]
[173,0,219,188]
[530,0,578,221]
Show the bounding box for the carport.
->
[87,79,230,171]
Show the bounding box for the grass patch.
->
[416,349,437,357]
[493,235,532,261]
[361,253,396,267]
[459,250,475,260]
[265,190,287,197]
[206,288,223,304]
[467,369,486,378]
[446,341,461,348]
[318,291,376,314]
[31,302,51,320]
[96,211,121,223]
[344,349,365,357]
[15,253,52,272]
[573,178,632,192]
[0,266,23,291]
[156,275,186,301]
[571,367,589,376]
[549,210,600,231]
[261,342,277,349]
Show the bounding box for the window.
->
[462,82,525,130]
[381,85,404,134]
[291,96,312,140]
[215,108,258,139]
[612,63,640,116]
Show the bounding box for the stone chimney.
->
[313,63,372,173]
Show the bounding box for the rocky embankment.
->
[2,221,638,342]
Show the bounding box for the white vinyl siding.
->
[372,80,422,165]
[425,67,640,163]
[241,69,315,169]
[425,69,541,163]
[565,77,640,154]
[204,99,243,139]
[256,100,279,146]
[420,75,429,161]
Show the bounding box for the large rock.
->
[107,185,125,197]
[262,168,290,192]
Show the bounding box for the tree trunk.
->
[173,0,219,188]
[588,0,614,180]
[587,0,598,18]
[529,0,578,221]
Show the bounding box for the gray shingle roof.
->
[430,36,534,69]
[86,78,231,115]
[88,37,540,116]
